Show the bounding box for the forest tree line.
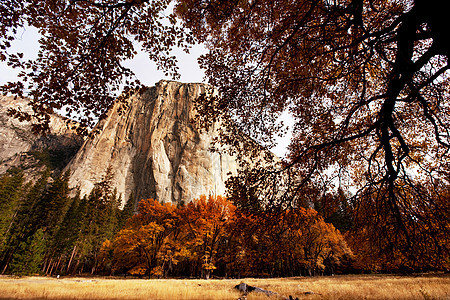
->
[1,165,448,278]
[0,167,133,276]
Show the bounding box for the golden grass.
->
[243,274,450,300]
[0,274,449,300]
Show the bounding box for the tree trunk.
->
[67,245,77,273]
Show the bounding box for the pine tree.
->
[1,170,49,274]
[37,171,72,238]
[118,193,135,230]
[66,194,89,275]
[0,169,24,258]
[9,229,46,276]
[52,193,82,255]
[20,170,51,237]
[69,168,122,274]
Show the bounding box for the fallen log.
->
[234,282,276,296]
[234,282,303,300]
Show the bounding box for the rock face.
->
[0,95,84,181]
[65,80,239,205]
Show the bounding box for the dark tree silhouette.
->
[176,0,450,258]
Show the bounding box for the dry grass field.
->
[0,274,449,300]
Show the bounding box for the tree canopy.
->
[1,0,193,133]
[175,0,450,258]
[1,0,449,263]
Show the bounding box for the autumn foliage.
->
[346,182,450,273]
[103,195,351,278]
[176,0,450,272]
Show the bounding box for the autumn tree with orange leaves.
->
[112,198,180,278]
[229,206,352,277]
[108,195,352,278]
[347,179,450,272]
[176,0,450,266]
[179,195,236,279]
[111,196,237,278]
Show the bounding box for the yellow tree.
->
[112,199,179,277]
[348,179,450,272]
[229,206,352,277]
[290,209,352,276]
[180,195,236,279]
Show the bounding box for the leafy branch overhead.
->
[1,0,194,133]
[176,0,450,252]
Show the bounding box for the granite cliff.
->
[0,81,277,206]
[65,80,239,205]
[0,95,84,181]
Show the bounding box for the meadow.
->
[0,274,449,300]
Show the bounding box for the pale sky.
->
[0,26,40,85]
[0,26,291,158]
[122,44,208,86]
[0,26,207,87]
